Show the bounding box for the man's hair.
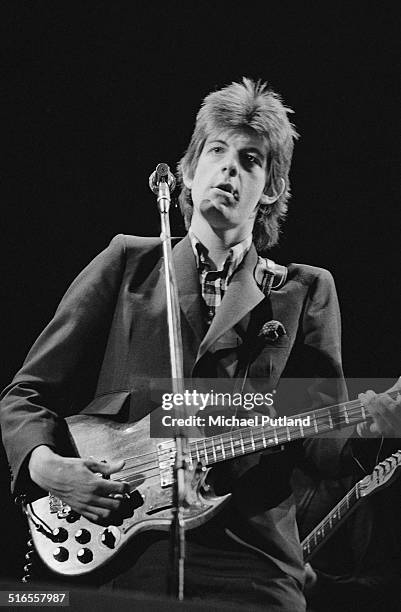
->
[177,77,298,252]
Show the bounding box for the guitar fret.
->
[262,430,267,448]
[220,436,226,459]
[203,439,209,463]
[313,413,318,433]
[233,437,242,453]
[211,440,217,463]
[230,435,235,457]
[250,429,255,451]
[239,432,245,454]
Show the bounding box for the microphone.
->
[149,163,176,194]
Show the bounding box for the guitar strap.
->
[232,257,288,394]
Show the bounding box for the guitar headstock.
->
[359,451,401,497]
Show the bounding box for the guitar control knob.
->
[53,547,69,562]
[75,529,91,544]
[57,505,71,519]
[66,510,80,523]
[77,548,93,564]
[100,528,116,549]
[52,527,68,543]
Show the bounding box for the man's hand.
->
[28,445,130,523]
[357,377,401,437]
[304,562,318,592]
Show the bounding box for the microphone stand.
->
[149,164,191,601]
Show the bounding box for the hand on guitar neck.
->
[28,445,130,523]
[357,377,401,437]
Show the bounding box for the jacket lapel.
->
[171,236,205,346]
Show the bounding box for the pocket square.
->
[258,320,287,342]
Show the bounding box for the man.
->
[1,78,400,610]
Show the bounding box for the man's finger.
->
[84,457,125,475]
[95,478,130,497]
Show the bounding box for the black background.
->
[1,2,400,578]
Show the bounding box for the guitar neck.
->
[188,390,399,467]
[301,448,401,561]
[301,482,361,561]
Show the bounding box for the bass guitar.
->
[24,389,400,576]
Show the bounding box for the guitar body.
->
[26,414,230,576]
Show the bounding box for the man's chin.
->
[201,205,236,230]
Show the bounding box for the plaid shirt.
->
[189,231,252,326]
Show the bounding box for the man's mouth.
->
[214,183,238,200]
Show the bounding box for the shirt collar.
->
[188,230,252,280]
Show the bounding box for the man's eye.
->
[210,146,224,154]
[245,153,260,165]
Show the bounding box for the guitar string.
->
[115,404,375,486]
[120,443,401,490]
[118,398,368,469]
[304,452,401,552]
[303,486,360,553]
[117,401,368,470]
[115,390,400,470]
[118,411,364,478]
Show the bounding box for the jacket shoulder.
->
[286,262,335,288]
[112,234,186,268]
[109,234,162,253]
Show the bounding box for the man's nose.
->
[221,154,239,176]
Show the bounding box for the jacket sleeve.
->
[298,267,354,478]
[0,234,127,491]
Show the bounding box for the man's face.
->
[184,128,268,235]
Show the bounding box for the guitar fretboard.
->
[302,482,360,560]
[302,449,401,560]
[188,390,399,467]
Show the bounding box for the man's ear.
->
[182,170,193,189]
[262,178,286,205]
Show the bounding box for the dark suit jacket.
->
[0,233,351,585]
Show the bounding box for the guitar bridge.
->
[156,440,193,487]
[49,494,66,514]
[157,440,176,487]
